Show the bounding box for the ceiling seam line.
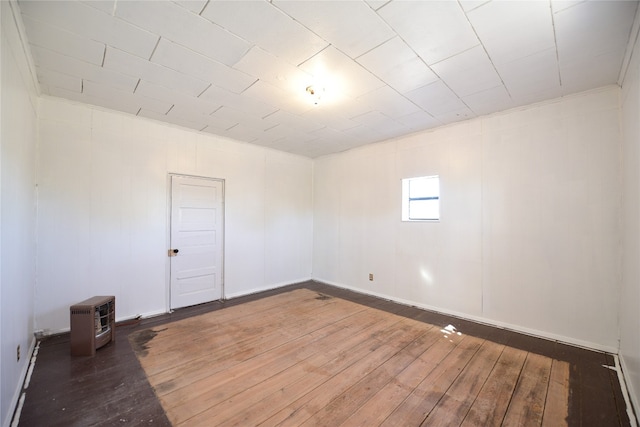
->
[198,0,210,16]
[372,7,449,118]
[550,1,563,88]
[458,1,513,100]
[618,1,640,85]
[197,83,212,98]
[148,36,162,61]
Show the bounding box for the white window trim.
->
[401,175,440,222]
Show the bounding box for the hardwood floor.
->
[16,281,631,426]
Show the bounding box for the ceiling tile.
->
[395,110,442,131]
[356,86,421,118]
[167,104,214,127]
[308,126,359,148]
[18,0,158,58]
[430,45,503,97]
[272,138,316,153]
[165,110,208,131]
[202,0,328,66]
[31,46,138,92]
[36,67,82,93]
[83,80,173,115]
[172,105,237,131]
[103,47,210,97]
[199,84,278,119]
[350,110,390,128]
[551,0,586,14]
[21,15,105,65]
[261,124,295,143]
[241,80,314,115]
[432,106,476,124]
[115,1,249,66]
[274,0,395,58]
[209,106,275,131]
[462,85,513,116]
[496,48,561,102]
[554,0,636,66]
[559,50,627,95]
[301,107,361,132]
[357,36,439,94]
[299,46,385,99]
[151,38,256,94]
[81,1,115,15]
[378,0,479,65]
[404,80,468,117]
[264,110,324,134]
[137,108,171,124]
[46,85,84,102]
[173,0,208,15]
[467,0,555,64]
[364,0,390,11]
[556,4,635,60]
[344,117,406,143]
[331,96,375,121]
[223,124,261,143]
[50,86,140,115]
[139,108,206,131]
[459,1,491,13]
[134,80,221,115]
[233,47,313,94]
[198,124,229,137]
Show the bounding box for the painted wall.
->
[0,1,39,426]
[36,97,313,334]
[313,86,621,352]
[620,26,640,417]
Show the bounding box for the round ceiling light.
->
[306,85,324,105]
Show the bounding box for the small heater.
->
[70,296,115,357]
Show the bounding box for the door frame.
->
[166,173,226,312]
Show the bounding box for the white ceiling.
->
[18,0,639,158]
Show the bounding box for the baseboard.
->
[618,353,639,425]
[224,278,313,300]
[35,309,169,337]
[315,278,618,354]
[4,337,36,427]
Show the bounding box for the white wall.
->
[0,1,38,426]
[36,97,313,334]
[620,24,640,417]
[313,86,621,352]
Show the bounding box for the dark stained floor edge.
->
[17,280,632,426]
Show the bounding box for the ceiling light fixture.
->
[306,85,324,105]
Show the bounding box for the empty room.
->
[2,0,640,425]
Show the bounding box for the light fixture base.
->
[306,85,324,105]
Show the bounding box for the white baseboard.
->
[4,337,36,427]
[618,354,639,425]
[315,278,618,354]
[224,278,313,300]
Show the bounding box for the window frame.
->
[401,175,440,222]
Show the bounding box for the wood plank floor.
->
[17,281,632,426]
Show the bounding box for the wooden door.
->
[170,175,224,309]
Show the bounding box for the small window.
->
[402,175,440,221]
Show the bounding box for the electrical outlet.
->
[369,273,374,281]
[17,345,20,362]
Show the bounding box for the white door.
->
[170,175,224,309]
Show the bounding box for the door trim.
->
[166,173,225,312]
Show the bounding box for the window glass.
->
[409,177,439,199]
